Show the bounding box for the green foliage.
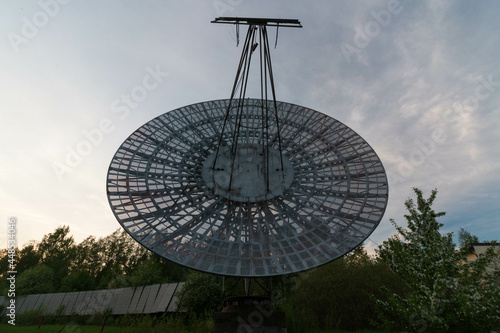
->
[60,270,96,292]
[10,307,45,325]
[73,235,105,278]
[176,270,223,316]
[281,301,318,333]
[452,242,500,332]
[376,188,500,332]
[129,255,164,287]
[37,226,76,288]
[1,314,214,333]
[15,242,41,273]
[16,264,55,295]
[151,253,187,282]
[282,246,405,331]
[458,227,479,250]
[115,313,213,333]
[128,253,187,287]
[0,226,187,296]
[99,229,148,277]
[0,324,123,333]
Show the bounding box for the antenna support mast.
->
[211,17,302,198]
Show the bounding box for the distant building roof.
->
[467,243,500,269]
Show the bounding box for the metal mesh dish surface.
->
[107,99,388,277]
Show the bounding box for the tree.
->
[16,265,55,295]
[37,226,76,289]
[60,270,95,292]
[96,229,148,288]
[176,270,223,316]
[458,228,479,250]
[15,242,41,274]
[151,253,187,282]
[282,246,405,331]
[376,188,500,332]
[73,235,104,279]
[0,249,8,276]
[0,249,8,296]
[129,254,165,287]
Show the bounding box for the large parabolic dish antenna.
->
[106,98,388,277]
[106,18,388,278]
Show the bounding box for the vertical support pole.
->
[100,316,108,333]
[213,23,255,170]
[244,278,251,296]
[38,316,45,329]
[267,277,273,299]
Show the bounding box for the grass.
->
[1,324,383,333]
[0,324,121,332]
[310,331,381,333]
[0,323,197,332]
[0,314,213,332]
[0,307,214,332]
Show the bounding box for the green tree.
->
[16,264,55,295]
[60,235,106,291]
[73,235,104,279]
[376,188,500,332]
[176,270,223,316]
[129,254,165,287]
[458,227,479,250]
[0,227,182,295]
[152,253,187,282]
[0,249,8,296]
[1,243,42,296]
[37,226,76,290]
[60,270,95,292]
[0,249,8,275]
[282,246,404,331]
[96,229,148,288]
[15,242,41,274]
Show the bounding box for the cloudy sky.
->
[1,0,499,253]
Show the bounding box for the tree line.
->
[0,228,186,296]
[1,188,499,332]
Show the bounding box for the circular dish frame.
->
[107,98,388,277]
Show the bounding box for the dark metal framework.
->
[106,99,388,277]
[211,17,302,28]
[211,17,301,197]
[106,17,388,279]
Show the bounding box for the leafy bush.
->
[175,271,223,316]
[281,247,404,331]
[376,188,500,332]
[16,265,54,295]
